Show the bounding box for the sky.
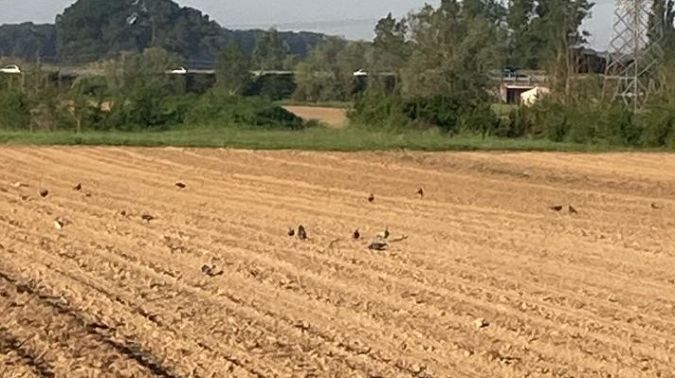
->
[0,0,615,49]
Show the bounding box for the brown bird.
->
[297,225,307,240]
[175,182,187,189]
[651,202,662,210]
[39,189,49,198]
[201,264,223,277]
[73,183,82,191]
[141,214,155,223]
[377,227,390,240]
[288,228,295,237]
[417,188,425,198]
[54,217,68,231]
[352,229,360,240]
[568,205,578,215]
[368,241,388,251]
[368,193,375,203]
[549,205,564,212]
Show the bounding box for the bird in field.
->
[297,225,307,240]
[175,182,187,189]
[549,205,564,212]
[651,202,662,210]
[377,228,390,240]
[54,217,68,230]
[141,214,155,223]
[288,228,295,237]
[368,193,375,203]
[352,229,360,240]
[417,188,425,199]
[368,241,388,251]
[73,183,82,191]
[568,205,578,215]
[39,189,49,198]
[54,219,64,230]
[201,264,223,277]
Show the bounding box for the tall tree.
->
[216,42,251,95]
[506,0,536,68]
[253,28,288,71]
[293,38,370,102]
[649,0,675,55]
[401,0,505,100]
[372,13,410,73]
[104,47,182,93]
[463,0,507,22]
[528,0,593,99]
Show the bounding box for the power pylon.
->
[604,0,664,110]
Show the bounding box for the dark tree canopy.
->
[0,23,57,59]
[0,0,325,64]
[55,0,268,63]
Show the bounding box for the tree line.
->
[1,0,674,148]
[287,0,674,147]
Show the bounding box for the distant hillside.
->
[0,0,327,64]
[0,23,57,59]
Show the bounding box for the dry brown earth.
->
[0,147,674,377]
[283,106,347,128]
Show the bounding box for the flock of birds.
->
[12,178,418,275]
[11,178,665,279]
[287,190,418,251]
[12,180,170,230]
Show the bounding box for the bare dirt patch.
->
[284,106,348,128]
[1,147,674,377]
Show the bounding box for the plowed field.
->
[1,147,674,377]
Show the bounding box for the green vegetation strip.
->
[0,128,668,152]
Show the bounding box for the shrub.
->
[102,92,197,131]
[639,103,675,147]
[350,90,498,134]
[499,106,531,138]
[186,93,304,129]
[348,90,409,130]
[0,88,30,129]
[403,96,462,133]
[603,106,638,145]
[458,101,500,137]
[71,75,109,98]
[505,98,647,146]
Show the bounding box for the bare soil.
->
[284,106,347,128]
[1,147,674,377]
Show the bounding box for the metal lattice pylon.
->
[604,0,664,110]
